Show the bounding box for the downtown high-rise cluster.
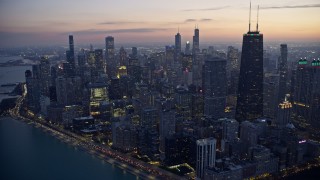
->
[22,5,320,180]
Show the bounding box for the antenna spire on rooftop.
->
[249,1,252,32]
[256,5,259,32]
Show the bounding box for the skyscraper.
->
[165,45,175,70]
[292,58,320,129]
[275,95,292,127]
[263,73,279,119]
[174,31,181,61]
[25,70,40,112]
[77,49,86,68]
[310,59,320,128]
[119,47,127,66]
[226,46,240,110]
[236,6,264,122]
[105,36,115,76]
[94,49,104,73]
[192,26,200,55]
[39,57,51,97]
[278,44,288,103]
[192,27,200,55]
[203,57,227,119]
[196,138,216,179]
[159,108,175,152]
[55,76,82,106]
[67,35,75,68]
[222,118,239,141]
[131,47,138,58]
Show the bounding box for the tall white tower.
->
[196,137,216,179]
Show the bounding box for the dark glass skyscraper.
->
[277,44,288,103]
[192,27,200,55]
[119,47,127,66]
[67,35,75,68]
[94,49,104,73]
[39,56,51,97]
[105,36,115,77]
[292,59,320,129]
[131,47,138,58]
[235,31,264,122]
[105,36,115,60]
[174,31,181,61]
[203,57,227,119]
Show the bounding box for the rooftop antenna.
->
[178,26,180,33]
[256,5,259,32]
[249,1,251,32]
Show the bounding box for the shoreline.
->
[2,116,152,179]
[5,81,182,180]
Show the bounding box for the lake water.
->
[0,117,136,180]
[0,64,31,102]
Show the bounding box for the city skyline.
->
[1,1,320,179]
[1,0,320,47]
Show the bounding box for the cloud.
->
[97,21,144,25]
[185,19,197,23]
[184,18,214,23]
[71,28,169,35]
[200,18,213,22]
[182,6,229,12]
[47,21,72,26]
[261,4,320,9]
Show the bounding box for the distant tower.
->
[131,47,138,58]
[165,45,175,67]
[94,49,104,74]
[67,35,75,68]
[203,57,227,119]
[39,57,51,97]
[174,30,181,61]
[77,49,86,67]
[192,26,200,55]
[119,47,127,66]
[278,44,288,103]
[236,3,264,122]
[196,138,216,179]
[55,77,67,105]
[105,36,115,77]
[105,36,115,59]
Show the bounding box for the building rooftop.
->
[73,116,94,121]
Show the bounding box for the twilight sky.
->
[0,0,319,47]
